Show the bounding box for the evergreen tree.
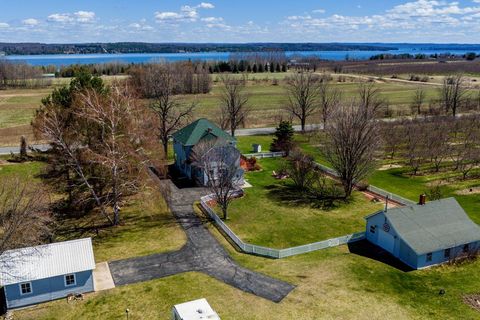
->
[258,63,264,72]
[270,121,295,154]
[270,62,275,72]
[252,64,258,73]
[276,63,281,72]
[282,63,287,72]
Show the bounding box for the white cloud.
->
[0,22,9,28]
[74,11,95,23]
[48,13,74,23]
[201,16,224,23]
[155,3,214,23]
[312,9,326,14]
[129,21,154,31]
[47,11,95,24]
[198,2,215,9]
[283,0,480,36]
[22,18,39,26]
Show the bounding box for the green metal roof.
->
[383,198,480,255]
[172,118,235,146]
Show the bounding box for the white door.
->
[377,229,395,254]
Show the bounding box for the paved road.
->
[0,144,50,155]
[108,179,295,303]
[0,125,318,155]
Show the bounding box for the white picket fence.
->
[199,193,365,259]
[313,162,417,206]
[242,151,285,159]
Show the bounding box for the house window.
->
[370,225,376,233]
[444,248,451,258]
[20,282,32,295]
[426,253,433,262]
[65,274,76,287]
[463,244,470,253]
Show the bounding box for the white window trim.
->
[64,274,76,287]
[19,282,33,295]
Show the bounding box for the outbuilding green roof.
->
[172,118,235,146]
[383,198,480,255]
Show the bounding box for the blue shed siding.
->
[398,240,417,269]
[367,211,480,269]
[4,270,94,309]
[416,240,480,269]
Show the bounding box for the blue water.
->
[4,46,480,67]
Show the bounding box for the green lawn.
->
[223,158,383,248]
[236,134,274,154]
[368,165,480,225]
[16,215,480,320]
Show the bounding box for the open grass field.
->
[0,74,450,146]
[16,211,480,320]
[223,158,384,248]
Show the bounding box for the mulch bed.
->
[463,294,480,312]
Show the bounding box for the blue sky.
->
[1,1,480,43]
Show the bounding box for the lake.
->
[4,45,480,67]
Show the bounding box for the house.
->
[0,238,96,309]
[365,197,480,269]
[172,118,243,186]
[172,298,221,320]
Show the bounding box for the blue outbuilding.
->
[365,198,480,269]
[0,238,96,309]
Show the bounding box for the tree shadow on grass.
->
[348,240,414,272]
[265,183,347,211]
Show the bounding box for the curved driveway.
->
[109,181,294,303]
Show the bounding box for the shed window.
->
[444,248,451,258]
[369,225,376,234]
[426,253,432,262]
[20,282,32,295]
[65,274,76,287]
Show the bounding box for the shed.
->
[365,198,480,269]
[172,298,220,320]
[0,238,96,309]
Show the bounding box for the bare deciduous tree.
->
[357,82,386,115]
[0,177,52,277]
[450,115,480,179]
[218,74,250,137]
[404,120,425,175]
[130,63,195,157]
[284,72,321,132]
[439,74,467,117]
[411,88,426,115]
[191,138,242,219]
[287,151,317,189]
[77,82,152,225]
[323,104,380,198]
[318,79,341,129]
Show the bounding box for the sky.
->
[1,0,480,43]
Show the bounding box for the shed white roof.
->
[0,238,95,286]
[173,298,220,320]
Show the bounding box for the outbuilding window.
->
[369,225,376,234]
[426,253,432,262]
[20,282,32,295]
[65,274,76,287]
[444,248,451,258]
